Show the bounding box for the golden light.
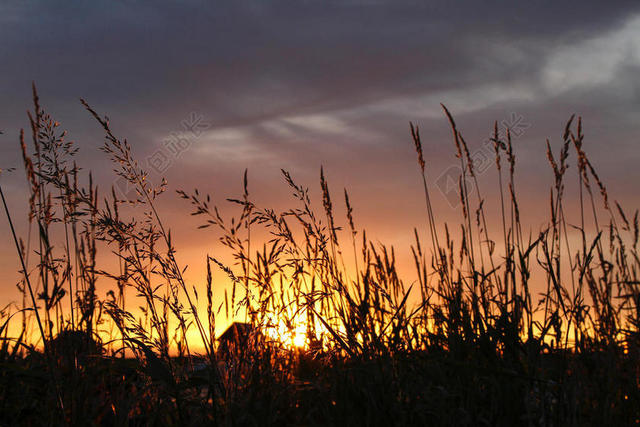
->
[264,315,309,349]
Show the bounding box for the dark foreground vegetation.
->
[0,86,639,425]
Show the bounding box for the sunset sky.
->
[1,1,640,336]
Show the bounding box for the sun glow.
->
[264,315,310,349]
[260,309,340,350]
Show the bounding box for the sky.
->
[1,1,640,337]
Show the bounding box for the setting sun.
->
[268,321,308,349]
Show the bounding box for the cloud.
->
[192,127,273,163]
[543,14,640,94]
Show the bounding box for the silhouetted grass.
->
[0,85,638,425]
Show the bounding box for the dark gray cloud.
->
[2,0,638,126]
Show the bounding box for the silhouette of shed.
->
[217,322,254,354]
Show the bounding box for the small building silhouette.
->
[217,322,254,355]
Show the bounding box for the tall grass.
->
[0,86,638,425]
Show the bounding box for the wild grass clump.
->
[0,85,638,425]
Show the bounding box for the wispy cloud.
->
[543,14,640,94]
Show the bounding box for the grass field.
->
[0,86,638,426]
